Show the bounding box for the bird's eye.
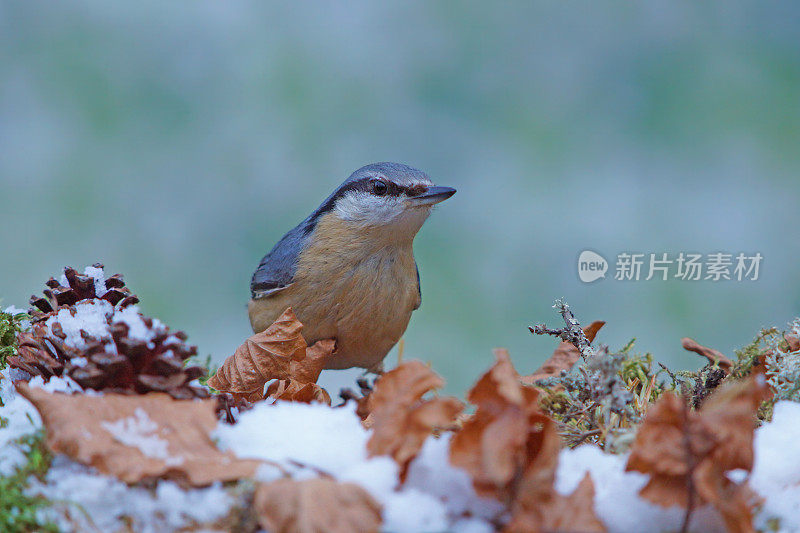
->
[371,179,388,196]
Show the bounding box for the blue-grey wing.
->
[414,261,422,310]
[250,224,308,299]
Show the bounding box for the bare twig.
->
[530,299,596,361]
[573,428,602,446]
[658,362,681,389]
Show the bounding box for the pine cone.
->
[28,264,138,320]
[9,264,208,399]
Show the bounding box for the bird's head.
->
[313,162,456,240]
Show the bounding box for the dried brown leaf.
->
[506,473,606,533]
[207,308,335,402]
[298,338,337,383]
[625,376,768,531]
[450,349,559,502]
[17,382,260,486]
[266,380,332,405]
[254,478,382,533]
[366,361,463,480]
[681,337,734,373]
[522,321,605,385]
[369,360,444,412]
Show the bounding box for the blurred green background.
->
[1,1,799,394]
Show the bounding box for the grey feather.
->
[250,223,307,299]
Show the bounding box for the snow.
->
[3,305,28,316]
[44,299,114,351]
[2,386,800,532]
[82,265,107,296]
[29,263,174,353]
[27,374,84,395]
[164,334,183,345]
[405,433,504,521]
[112,305,166,345]
[1,371,93,478]
[5,313,800,533]
[37,290,169,353]
[28,457,233,533]
[0,287,235,533]
[101,408,184,466]
[0,369,42,476]
[450,517,496,533]
[751,401,800,532]
[338,455,399,496]
[215,401,370,478]
[552,403,800,532]
[555,445,725,532]
[214,401,500,532]
[3,305,31,330]
[382,487,449,532]
[0,372,85,477]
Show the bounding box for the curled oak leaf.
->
[503,411,563,532]
[369,360,444,412]
[266,380,332,405]
[506,473,606,533]
[207,308,306,401]
[522,320,605,386]
[681,337,734,373]
[294,338,336,383]
[625,393,713,506]
[16,382,260,486]
[711,483,763,533]
[366,361,463,480]
[625,376,769,531]
[207,309,335,402]
[254,478,382,533]
[450,349,558,502]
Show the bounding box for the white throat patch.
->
[333,190,432,238]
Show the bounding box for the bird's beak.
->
[407,186,457,206]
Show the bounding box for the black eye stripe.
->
[345,177,404,197]
[322,177,412,211]
[306,177,428,232]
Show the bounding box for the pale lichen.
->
[764,319,800,402]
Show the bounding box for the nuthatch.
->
[248,162,456,371]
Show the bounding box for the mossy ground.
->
[0,431,58,533]
[536,320,787,450]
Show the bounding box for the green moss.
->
[0,431,58,532]
[535,335,671,450]
[538,389,571,420]
[732,327,780,379]
[0,308,29,371]
[619,350,660,394]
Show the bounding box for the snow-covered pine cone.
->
[9,264,208,399]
